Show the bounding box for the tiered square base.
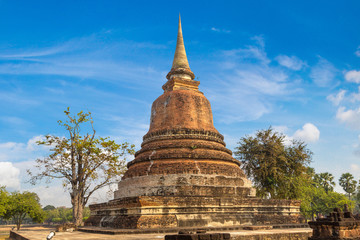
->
[85,196,302,229]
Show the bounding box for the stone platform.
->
[86,196,301,229]
[9,227,312,240]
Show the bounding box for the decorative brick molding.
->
[142,128,225,146]
[136,139,233,156]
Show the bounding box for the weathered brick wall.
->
[114,174,254,198]
[148,90,217,133]
[86,196,302,229]
[123,160,245,179]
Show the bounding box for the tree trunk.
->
[16,214,23,230]
[72,194,84,226]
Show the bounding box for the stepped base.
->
[85,196,303,229]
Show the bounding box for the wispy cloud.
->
[328,72,360,131]
[0,135,48,163]
[0,116,29,126]
[0,32,167,88]
[0,91,40,106]
[350,87,360,102]
[310,56,337,87]
[355,46,360,57]
[211,27,231,33]
[355,135,360,157]
[103,114,149,151]
[327,89,347,106]
[275,55,306,71]
[222,37,269,65]
[336,106,360,130]
[204,36,302,123]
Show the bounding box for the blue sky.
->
[1,0,360,207]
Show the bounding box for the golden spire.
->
[171,14,190,69]
[166,14,195,82]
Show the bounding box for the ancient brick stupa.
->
[85,16,302,230]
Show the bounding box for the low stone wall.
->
[231,232,311,240]
[9,231,30,240]
[164,228,312,240]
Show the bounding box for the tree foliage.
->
[299,171,354,220]
[28,108,135,226]
[313,172,336,193]
[234,127,312,199]
[3,191,45,230]
[339,173,357,199]
[43,205,56,211]
[0,186,9,217]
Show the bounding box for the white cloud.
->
[355,46,360,57]
[208,36,302,123]
[222,36,269,65]
[0,33,166,89]
[272,126,294,145]
[336,106,360,129]
[355,135,360,157]
[293,123,320,143]
[0,116,29,126]
[275,55,305,71]
[245,124,319,146]
[25,181,120,207]
[0,135,48,162]
[345,70,360,84]
[350,87,360,102]
[310,57,337,87]
[351,164,360,172]
[27,185,71,207]
[272,125,289,134]
[327,89,346,106]
[26,135,46,151]
[211,27,230,33]
[0,162,20,190]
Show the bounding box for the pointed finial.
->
[166,14,195,81]
[171,14,190,69]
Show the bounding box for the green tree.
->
[43,205,55,211]
[299,170,354,221]
[339,173,357,199]
[313,172,336,193]
[4,191,45,230]
[234,127,312,199]
[28,109,135,226]
[0,186,9,217]
[43,207,59,224]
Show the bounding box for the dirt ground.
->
[0,225,54,240]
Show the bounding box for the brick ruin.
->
[85,16,302,230]
[308,205,360,240]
